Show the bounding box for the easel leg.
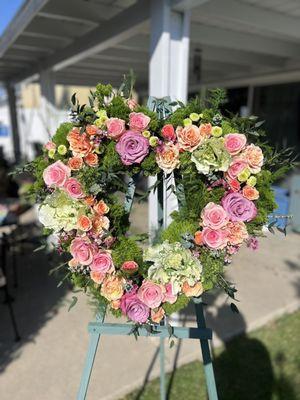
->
[159,336,166,400]
[194,298,218,400]
[77,310,105,400]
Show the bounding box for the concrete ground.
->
[0,206,300,400]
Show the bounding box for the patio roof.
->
[1,0,300,90]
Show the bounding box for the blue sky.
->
[0,0,24,36]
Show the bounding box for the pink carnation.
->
[43,160,71,187]
[129,112,150,132]
[222,192,257,222]
[201,202,229,229]
[120,286,150,323]
[64,178,84,199]
[116,130,149,165]
[137,280,165,309]
[202,227,228,250]
[106,118,125,140]
[90,251,114,274]
[224,133,247,155]
[70,237,95,265]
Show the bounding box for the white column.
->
[5,81,21,163]
[39,68,56,137]
[149,0,190,236]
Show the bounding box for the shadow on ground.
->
[0,224,68,373]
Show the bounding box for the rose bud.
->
[121,260,139,274]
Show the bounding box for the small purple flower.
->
[116,130,149,165]
[222,192,257,222]
[247,236,259,250]
[120,285,150,323]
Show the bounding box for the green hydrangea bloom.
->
[191,137,231,175]
[38,190,87,232]
[144,241,202,293]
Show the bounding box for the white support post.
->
[5,81,21,163]
[148,0,190,237]
[39,68,56,137]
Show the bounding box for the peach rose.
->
[93,200,109,215]
[242,144,263,174]
[242,185,259,200]
[182,281,203,297]
[67,128,92,157]
[106,118,126,140]
[86,124,99,136]
[111,299,121,310]
[176,125,205,151]
[68,157,83,170]
[129,112,150,132]
[64,178,84,199]
[92,215,110,235]
[100,275,124,301]
[77,215,92,231]
[194,230,203,245]
[43,160,71,187]
[224,133,247,155]
[68,258,79,268]
[90,271,105,284]
[84,196,95,207]
[151,307,165,324]
[199,123,212,137]
[227,221,249,245]
[155,143,180,173]
[84,153,98,167]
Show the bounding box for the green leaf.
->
[33,244,46,252]
[68,296,78,312]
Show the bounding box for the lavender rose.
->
[116,130,149,165]
[222,192,257,222]
[120,286,150,323]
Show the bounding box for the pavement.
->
[0,205,300,400]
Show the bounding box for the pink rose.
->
[121,261,139,274]
[90,251,114,274]
[70,237,95,265]
[222,192,257,222]
[129,112,150,132]
[106,118,125,140]
[127,98,138,111]
[163,283,177,304]
[64,178,84,199]
[43,160,71,187]
[120,285,150,323]
[202,227,228,250]
[227,159,248,180]
[116,130,149,165]
[224,133,247,155]
[161,124,176,142]
[201,202,229,229]
[137,280,165,309]
[241,144,264,174]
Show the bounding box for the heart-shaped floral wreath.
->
[25,80,292,325]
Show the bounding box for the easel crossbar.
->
[88,322,212,340]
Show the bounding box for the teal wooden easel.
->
[76,177,218,400]
[77,98,218,399]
